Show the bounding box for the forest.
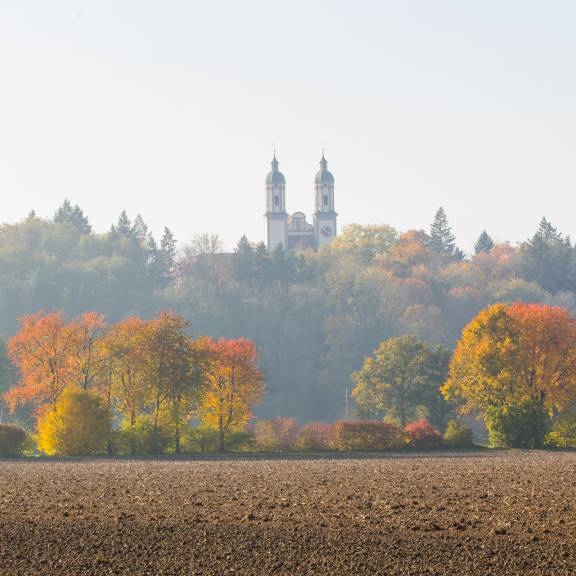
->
[1,200,576,431]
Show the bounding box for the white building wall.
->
[266,216,287,250]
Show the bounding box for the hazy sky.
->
[1,1,575,252]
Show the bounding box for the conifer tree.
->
[520,218,575,292]
[474,231,494,254]
[160,227,177,271]
[116,211,133,237]
[233,235,256,281]
[54,199,92,235]
[429,207,457,257]
[132,214,149,243]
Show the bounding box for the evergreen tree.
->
[453,247,466,261]
[270,243,293,282]
[157,227,177,285]
[233,235,256,281]
[116,211,133,237]
[474,231,494,254]
[535,217,561,242]
[132,214,149,243]
[253,242,270,284]
[429,207,458,257]
[54,199,92,234]
[160,227,176,267]
[520,218,575,292]
[145,234,162,285]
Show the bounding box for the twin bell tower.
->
[265,154,337,251]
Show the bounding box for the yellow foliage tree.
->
[196,337,264,451]
[37,387,112,456]
[443,302,576,414]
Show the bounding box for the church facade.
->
[264,154,337,251]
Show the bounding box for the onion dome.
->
[266,154,286,185]
[315,153,334,185]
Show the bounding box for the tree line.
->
[352,302,576,448]
[3,300,576,454]
[3,311,263,455]
[2,200,576,426]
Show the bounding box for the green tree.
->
[352,336,451,427]
[116,210,133,237]
[485,400,550,448]
[132,214,149,243]
[474,230,494,254]
[155,227,177,286]
[54,199,92,235]
[519,218,575,292]
[429,207,457,257]
[233,235,256,281]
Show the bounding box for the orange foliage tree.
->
[196,337,264,451]
[6,312,77,411]
[443,303,576,415]
[70,311,107,390]
[106,317,150,434]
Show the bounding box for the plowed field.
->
[1,452,575,575]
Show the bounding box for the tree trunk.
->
[219,416,225,452]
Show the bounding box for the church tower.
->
[265,154,288,250]
[313,154,337,247]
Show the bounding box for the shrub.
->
[544,417,576,448]
[0,424,27,457]
[296,422,335,451]
[443,419,474,448]
[255,417,298,451]
[180,426,220,453]
[37,388,112,456]
[485,400,551,448]
[178,426,255,453]
[254,420,278,451]
[226,430,256,452]
[333,420,402,451]
[404,419,443,449]
[115,415,172,455]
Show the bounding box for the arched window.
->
[274,196,279,207]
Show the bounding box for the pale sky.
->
[1,1,575,252]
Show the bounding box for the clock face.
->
[320,225,333,238]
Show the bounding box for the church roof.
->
[266,154,286,185]
[315,154,334,185]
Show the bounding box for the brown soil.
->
[1,452,575,575]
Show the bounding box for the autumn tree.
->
[106,317,150,447]
[331,223,398,261]
[443,303,576,446]
[6,312,76,412]
[352,336,451,427]
[144,311,207,452]
[69,312,108,391]
[37,387,111,456]
[382,230,434,278]
[196,337,264,451]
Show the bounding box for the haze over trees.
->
[2,201,576,429]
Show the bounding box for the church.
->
[265,154,337,251]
